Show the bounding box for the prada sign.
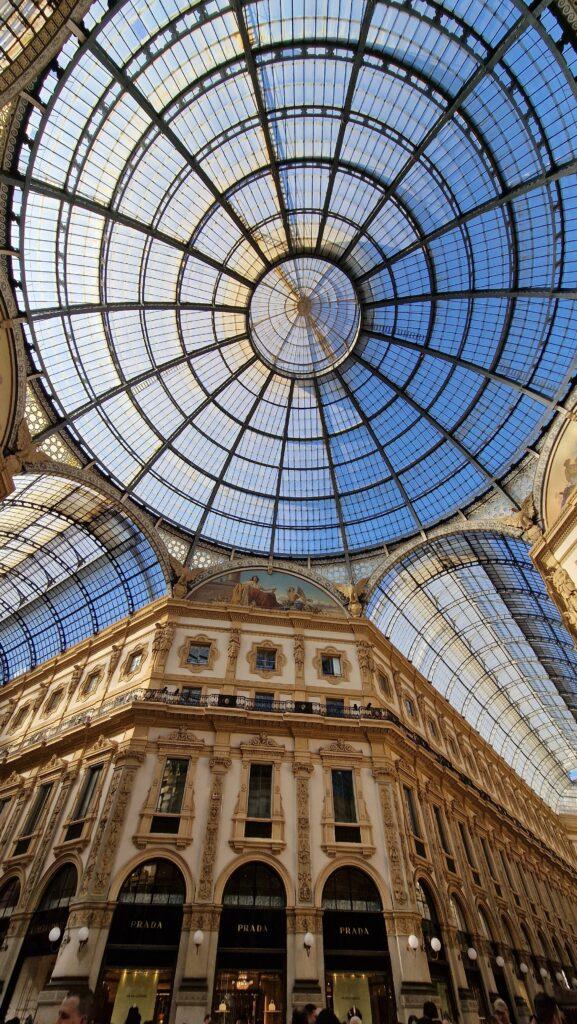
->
[219,908,285,950]
[323,911,387,952]
[108,903,183,948]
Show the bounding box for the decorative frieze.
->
[197,756,231,902]
[293,762,313,903]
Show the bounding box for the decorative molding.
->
[197,758,231,901]
[152,623,174,668]
[293,762,313,902]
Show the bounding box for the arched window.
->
[520,924,534,955]
[478,908,494,942]
[501,917,516,950]
[38,864,77,911]
[0,877,20,919]
[322,867,382,913]
[416,879,443,952]
[118,859,185,905]
[449,895,468,934]
[223,862,285,908]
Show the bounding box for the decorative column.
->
[356,640,375,700]
[291,761,321,1009]
[373,762,431,1020]
[176,755,231,1024]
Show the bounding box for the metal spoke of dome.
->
[356,154,577,286]
[362,328,564,411]
[339,0,544,262]
[86,37,270,269]
[0,171,254,288]
[30,301,248,322]
[229,0,294,255]
[367,287,577,306]
[267,378,296,562]
[353,352,514,503]
[125,354,259,496]
[33,334,249,446]
[314,0,378,255]
[312,375,351,568]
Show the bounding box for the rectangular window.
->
[326,698,345,717]
[12,705,29,728]
[65,765,102,841]
[428,718,439,739]
[378,673,391,698]
[151,758,189,834]
[14,782,52,855]
[255,648,276,672]
[404,697,416,718]
[182,686,201,705]
[45,689,63,713]
[187,643,211,666]
[127,651,143,673]
[458,822,481,883]
[481,836,499,895]
[404,785,426,857]
[255,692,274,711]
[433,805,455,870]
[82,671,100,696]
[332,769,360,842]
[245,763,273,838]
[321,655,341,677]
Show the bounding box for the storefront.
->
[478,909,515,1023]
[450,897,489,1022]
[212,862,287,1024]
[416,881,457,1021]
[2,864,77,1021]
[96,859,185,1024]
[322,867,396,1024]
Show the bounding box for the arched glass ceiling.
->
[367,531,577,809]
[0,473,168,683]
[8,0,577,558]
[0,0,55,71]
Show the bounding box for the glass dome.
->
[11,0,577,558]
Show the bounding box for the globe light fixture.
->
[495,955,505,968]
[467,947,478,961]
[408,934,420,951]
[48,926,61,944]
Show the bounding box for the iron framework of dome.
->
[7,0,577,558]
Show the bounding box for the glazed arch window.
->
[403,784,427,859]
[64,764,103,842]
[151,758,189,834]
[321,866,382,913]
[245,763,273,838]
[118,859,186,905]
[187,642,211,666]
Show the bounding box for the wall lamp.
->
[304,932,314,957]
[540,967,549,980]
[78,926,90,948]
[459,947,478,961]
[495,956,505,968]
[519,963,529,975]
[194,929,204,955]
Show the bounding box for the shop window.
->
[182,686,201,705]
[433,805,456,873]
[45,689,63,714]
[255,692,274,711]
[12,704,29,728]
[331,769,360,843]
[255,648,277,672]
[13,782,53,856]
[82,670,100,696]
[64,764,103,841]
[378,672,392,699]
[403,785,426,858]
[459,822,481,885]
[322,655,341,677]
[151,758,189,834]
[222,861,286,908]
[118,859,185,905]
[322,865,382,912]
[245,763,273,838]
[187,642,211,666]
[326,697,345,717]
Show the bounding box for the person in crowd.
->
[292,1011,308,1024]
[408,1015,418,1024]
[529,1016,538,1024]
[349,1015,362,1024]
[53,990,96,1024]
[492,999,511,1024]
[419,1002,441,1024]
[315,1010,341,1024]
[303,1006,318,1024]
[534,993,563,1024]
[203,1015,212,1024]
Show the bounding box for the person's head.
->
[423,1004,439,1022]
[316,1011,341,1024]
[350,1016,362,1024]
[534,993,561,1024]
[292,1012,308,1024]
[493,999,510,1024]
[408,1016,418,1024]
[304,1006,318,1024]
[54,991,95,1024]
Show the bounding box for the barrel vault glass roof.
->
[0,474,168,682]
[367,532,577,811]
[7,0,577,558]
